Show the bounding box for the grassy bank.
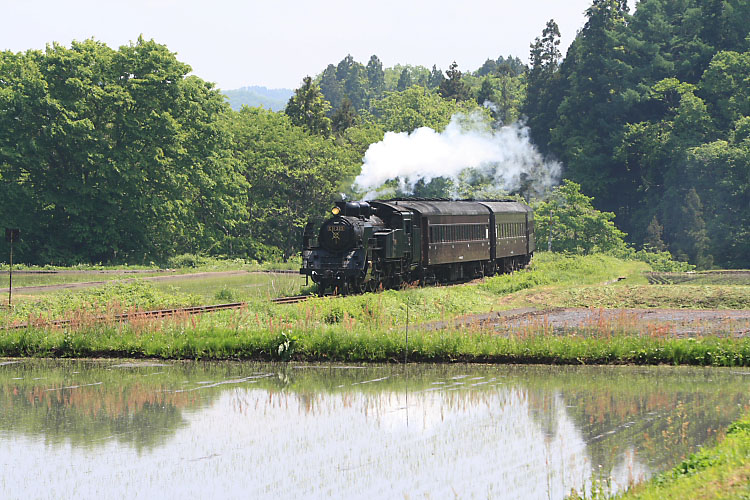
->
[2,318,750,365]
[2,253,750,365]
[596,415,750,500]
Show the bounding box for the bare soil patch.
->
[428,307,750,338]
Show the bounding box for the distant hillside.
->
[222,86,293,112]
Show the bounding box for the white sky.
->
[2,0,594,90]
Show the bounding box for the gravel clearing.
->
[428,307,750,338]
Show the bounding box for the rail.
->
[0,294,341,330]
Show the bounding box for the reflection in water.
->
[0,361,748,499]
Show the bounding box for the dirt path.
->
[426,307,750,337]
[0,270,254,294]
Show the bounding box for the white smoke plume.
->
[353,111,561,200]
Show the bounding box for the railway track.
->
[0,294,331,330]
[270,295,314,305]
[1,302,249,330]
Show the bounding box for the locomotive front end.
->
[301,202,383,294]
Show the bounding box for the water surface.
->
[1,360,748,499]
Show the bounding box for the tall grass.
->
[3,311,750,366]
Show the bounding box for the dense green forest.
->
[1,0,748,268]
[525,0,750,267]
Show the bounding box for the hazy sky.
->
[3,0,594,90]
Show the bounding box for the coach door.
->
[525,212,530,255]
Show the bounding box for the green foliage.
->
[629,249,695,272]
[476,77,494,105]
[227,107,355,259]
[284,76,332,137]
[525,0,750,268]
[533,180,627,254]
[524,19,562,150]
[0,38,248,264]
[644,216,667,252]
[166,253,212,268]
[214,286,237,302]
[371,86,480,133]
[396,69,412,91]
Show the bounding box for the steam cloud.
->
[353,112,561,200]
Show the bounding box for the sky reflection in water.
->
[1,361,748,499]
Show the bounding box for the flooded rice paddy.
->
[1,360,748,499]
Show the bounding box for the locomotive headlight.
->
[332,206,341,215]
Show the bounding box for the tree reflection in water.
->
[0,361,748,499]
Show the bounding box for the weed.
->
[214,286,237,302]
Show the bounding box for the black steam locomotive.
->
[301,199,535,294]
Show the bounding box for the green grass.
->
[151,272,305,302]
[0,253,640,329]
[3,305,750,366]
[0,253,301,272]
[647,271,750,286]
[605,415,750,500]
[1,270,174,289]
[558,284,750,309]
[2,253,747,371]
[1,272,306,323]
[0,281,201,325]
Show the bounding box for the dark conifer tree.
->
[285,76,332,137]
[318,64,343,114]
[336,54,355,81]
[476,77,495,106]
[396,69,412,91]
[366,55,385,100]
[331,97,358,133]
[524,19,562,153]
[428,65,445,89]
[438,62,471,101]
[644,216,667,252]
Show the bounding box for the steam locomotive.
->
[301,199,535,294]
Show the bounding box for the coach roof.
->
[477,201,532,215]
[372,199,491,217]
